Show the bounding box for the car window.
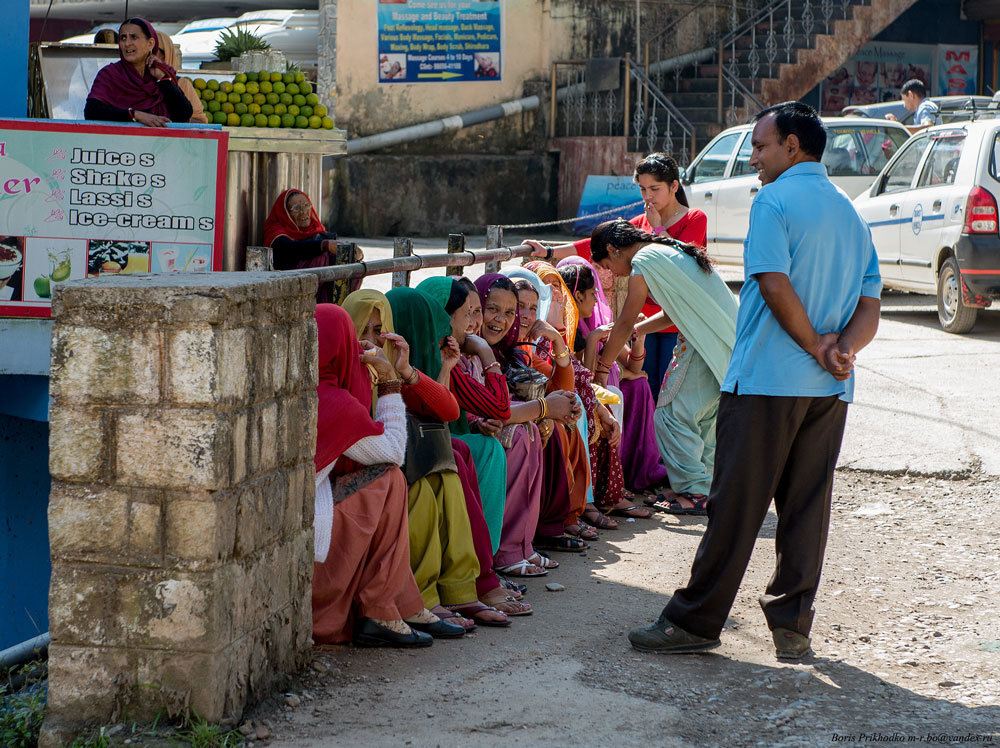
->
[855,127,910,176]
[730,134,754,177]
[916,131,966,187]
[879,136,930,195]
[689,133,741,183]
[822,129,862,177]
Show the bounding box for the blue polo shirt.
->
[721,161,881,402]
[915,98,940,127]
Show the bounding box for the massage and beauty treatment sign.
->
[377,0,503,83]
[0,119,227,318]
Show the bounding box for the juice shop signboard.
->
[0,120,227,318]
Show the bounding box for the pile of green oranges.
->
[188,71,335,130]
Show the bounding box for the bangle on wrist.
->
[536,397,547,420]
[484,361,502,374]
[545,245,554,261]
[553,347,570,360]
[629,351,646,361]
[128,108,136,121]
[595,360,611,371]
[403,368,419,385]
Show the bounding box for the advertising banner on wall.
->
[377,0,502,83]
[937,45,978,96]
[0,120,227,318]
[573,176,641,236]
[820,42,935,114]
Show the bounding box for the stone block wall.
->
[41,272,319,744]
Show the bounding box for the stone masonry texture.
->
[41,272,319,745]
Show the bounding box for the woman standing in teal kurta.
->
[589,219,738,516]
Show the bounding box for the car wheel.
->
[936,256,977,334]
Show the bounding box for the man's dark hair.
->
[753,101,827,160]
[901,79,928,99]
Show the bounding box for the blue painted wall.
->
[0,1,29,118]
[0,415,50,649]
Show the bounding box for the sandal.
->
[582,508,618,529]
[608,503,653,519]
[641,489,677,507]
[481,590,533,616]
[496,559,548,577]
[447,601,511,628]
[658,493,708,516]
[497,576,527,596]
[431,605,476,630]
[533,535,589,553]
[564,522,599,540]
[527,552,560,569]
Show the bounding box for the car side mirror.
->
[680,166,692,184]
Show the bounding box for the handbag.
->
[403,413,457,484]
[505,342,554,402]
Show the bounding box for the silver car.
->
[684,117,911,265]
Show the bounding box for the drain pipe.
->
[347,95,540,155]
[0,632,49,669]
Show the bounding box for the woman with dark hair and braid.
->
[589,220,738,516]
[526,153,708,396]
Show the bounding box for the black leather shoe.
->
[407,619,466,639]
[353,618,433,648]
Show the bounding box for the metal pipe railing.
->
[299,243,533,284]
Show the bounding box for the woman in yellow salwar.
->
[343,290,511,628]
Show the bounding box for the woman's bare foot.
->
[430,604,475,629]
[404,607,440,624]
[481,588,532,616]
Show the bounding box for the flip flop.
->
[533,535,589,553]
[582,509,618,529]
[608,504,653,519]
[447,602,511,628]
[564,522,599,540]
[527,552,560,568]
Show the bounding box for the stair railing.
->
[627,59,698,164]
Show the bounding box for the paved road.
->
[346,234,1000,479]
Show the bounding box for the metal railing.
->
[549,56,697,163]
[715,0,865,124]
[245,229,534,304]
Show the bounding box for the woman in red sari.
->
[262,189,362,303]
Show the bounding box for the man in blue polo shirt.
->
[628,101,881,659]
[886,78,939,133]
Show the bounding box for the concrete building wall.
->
[333,0,671,142]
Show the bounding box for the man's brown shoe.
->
[628,616,721,654]
[773,627,811,660]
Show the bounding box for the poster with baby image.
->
[819,43,935,115]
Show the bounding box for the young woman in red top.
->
[526,153,708,399]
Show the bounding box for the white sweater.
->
[314,392,406,563]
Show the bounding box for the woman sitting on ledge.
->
[84,18,192,127]
[263,189,361,303]
[312,304,463,647]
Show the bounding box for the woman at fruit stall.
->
[312,303,466,647]
[84,18,192,127]
[262,188,362,303]
[525,153,708,399]
[156,32,207,124]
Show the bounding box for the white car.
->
[170,18,239,69]
[684,117,911,265]
[853,120,1000,333]
[231,10,319,69]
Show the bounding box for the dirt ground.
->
[241,469,999,748]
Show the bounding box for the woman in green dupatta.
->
[589,219,738,516]
[416,276,510,557]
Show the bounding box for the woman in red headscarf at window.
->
[262,189,363,303]
[84,18,192,126]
